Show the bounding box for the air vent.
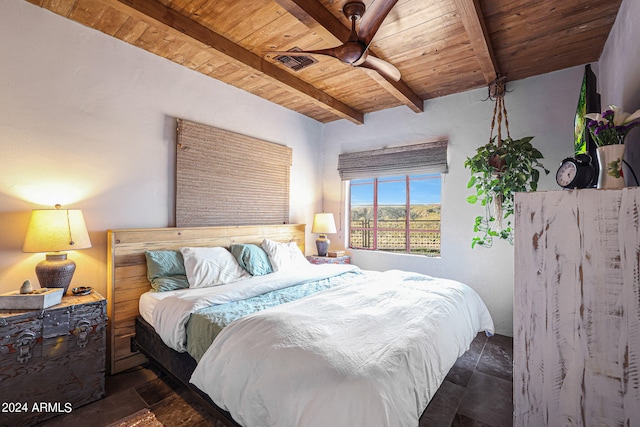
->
[274,48,318,71]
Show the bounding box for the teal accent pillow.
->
[229,244,273,276]
[150,275,189,292]
[145,250,189,291]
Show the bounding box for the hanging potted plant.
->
[464,77,549,248]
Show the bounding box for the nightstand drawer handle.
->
[16,330,36,363]
[74,320,91,348]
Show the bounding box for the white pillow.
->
[261,239,309,272]
[180,247,250,288]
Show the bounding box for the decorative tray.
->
[0,288,64,310]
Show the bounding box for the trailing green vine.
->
[464,136,549,248]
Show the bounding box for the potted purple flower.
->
[585,105,640,188]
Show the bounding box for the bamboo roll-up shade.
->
[176,119,292,227]
[337,140,448,180]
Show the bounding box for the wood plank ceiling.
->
[26,0,622,125]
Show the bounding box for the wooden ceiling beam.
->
[113,0,364,124]
[275,0,350,45]
[276,0,424,113]
[454,0,498,84]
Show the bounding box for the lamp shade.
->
[312,213,337,234]
[23,208,92,253]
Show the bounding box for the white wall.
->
[598,0,640,183]
[0,1,324,297]
[322,67,585,336]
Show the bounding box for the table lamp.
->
[312,213,337,257]
[22,204,92,295]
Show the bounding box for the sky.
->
[351,174,441,206]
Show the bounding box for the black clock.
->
[556,154,595,189]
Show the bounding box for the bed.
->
[108,224,494,427]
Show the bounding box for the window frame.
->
[348,173,441,256]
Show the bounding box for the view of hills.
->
[350,204,441,221]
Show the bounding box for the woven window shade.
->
[176,119,292,227]
[337,140,448,180]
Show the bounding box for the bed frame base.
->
[134,316,240,427]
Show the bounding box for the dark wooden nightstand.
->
[306,255,351,265]
[0,291,106,427]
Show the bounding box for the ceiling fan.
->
[269,0,401,81]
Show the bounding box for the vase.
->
[596,144,626,189]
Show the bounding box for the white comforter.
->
[152,264,357,352]
[190,269,494,427]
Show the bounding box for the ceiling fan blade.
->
[360,55,401,81]
[267,43,366,65]
[358,0,399,47]
[266,47,341,60]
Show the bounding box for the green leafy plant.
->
[464,136,549,248]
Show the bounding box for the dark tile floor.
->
[421,333,513,426]
[37,333,513,427]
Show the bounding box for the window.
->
[349,174,441,256]
[338,140,447,256]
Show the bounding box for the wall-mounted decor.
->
[176,119,292,227]
[573,64,601,186]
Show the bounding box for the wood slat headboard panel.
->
[107,224,306,374]
[176,119,292,227]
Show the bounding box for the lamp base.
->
[35,253,76,295]
[315,235,330,257]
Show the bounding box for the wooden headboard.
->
[107,224,306,374]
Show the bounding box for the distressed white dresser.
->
[514,188,640,426]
